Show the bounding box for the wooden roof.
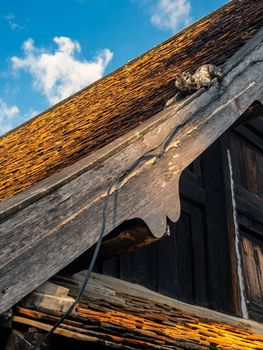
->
[1,0,262,202]
[11,273,263,349]
[1,27,262,314]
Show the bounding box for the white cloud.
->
[28,109,39,118]
[4,13,24,31]
[11,37,113,105]
[0,99,20,135]
[150,0,191,31]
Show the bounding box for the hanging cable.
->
[32,177,117,350]
[31,65,226,349]
[31,146,158,349]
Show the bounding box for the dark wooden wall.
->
[97,141,236,315]
[94,112,263,321]
[229,115,263,322]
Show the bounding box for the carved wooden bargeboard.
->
[0,29,262,314]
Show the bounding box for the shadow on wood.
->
[63,219,160,274]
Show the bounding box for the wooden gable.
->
[0,27,262,315]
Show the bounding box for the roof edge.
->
[1,27,263,222]
[0,0,235,140]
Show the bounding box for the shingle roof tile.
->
[1,0,262,201]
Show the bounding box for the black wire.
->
[32,177,117,350]
[31,66,229,349]
[32,146,161,349]
[31,121,192,349]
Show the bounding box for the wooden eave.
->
[10,273,263,349]
[0,28,262,314]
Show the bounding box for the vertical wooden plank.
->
[232,116,263,199]
[254,150,263,199]
[241,138,263,199]
[187,159,203,186]
[230,117,263,321]
[240,236,263,305]
[219,132,243,317]
[202,139,234,314]
[119,241,158,291]
[102,256,120,278]
[174,212,194,304]
[187,204,210,308]
[254,244,263,306]
[255,244,263,305]
[156,222,179,300]
[229,132,246,188]
[137,243,158,291]
[157,211,194,303]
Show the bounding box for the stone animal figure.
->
[165,64,223,107]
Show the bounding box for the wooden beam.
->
[0,29,263,313]
[236,185,263,228]
[202,139,237,314]
[63,220,159,274]
[14,272,263,347]
[20,282,75,316]
[219,134,244,317]
[233,101,263,126]
[64,171,207,274]
[88,273,263,335]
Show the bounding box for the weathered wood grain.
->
[202,140,234,314]
[240,237,263,307]
[14,272,263,348]
[89,272,263,334]
[236,185,263,227]
[64,220,159,274]
[219,134,243,317]
[0,29,262,314]
[229,113,263,322]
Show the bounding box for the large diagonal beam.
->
[0,29,262,313]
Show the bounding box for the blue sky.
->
[0,0,227,135]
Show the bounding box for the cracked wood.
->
[0,29,262,314]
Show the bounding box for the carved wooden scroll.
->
[0,29,262,313]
